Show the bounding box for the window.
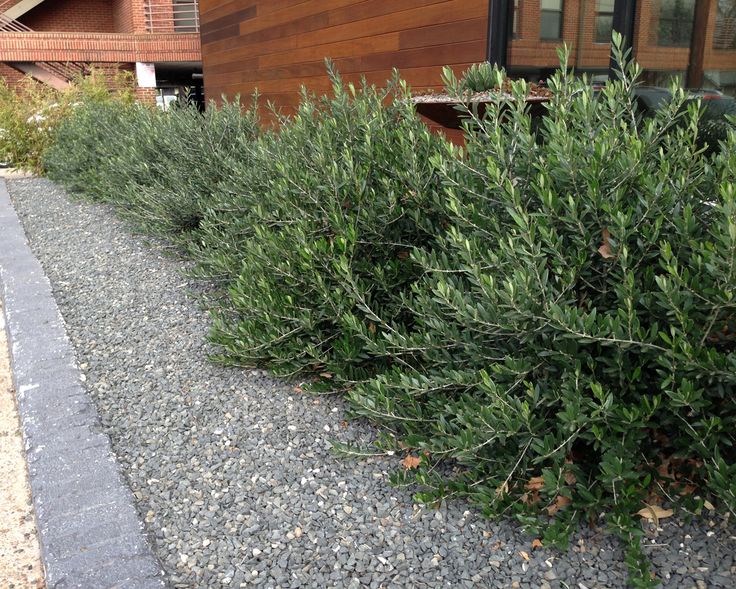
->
[595,0,615,43]
[714,0,736,50]
[173,0,198,33]
[540,0,564,41]
[511,0,520,39]
[657,0,695,47]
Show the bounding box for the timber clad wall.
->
[200,0,489,112]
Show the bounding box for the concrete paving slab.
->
[0,178,167,589]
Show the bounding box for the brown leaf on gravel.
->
[636,504,673,522]
[519,550,530,561]
[531,538,544,549]
[598,228,616,259]
[401,455,422,470]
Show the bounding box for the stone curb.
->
[0,179,167,589]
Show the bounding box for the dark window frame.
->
[656,0,696,47]
[540,0,565,41]
[595,0,616,43]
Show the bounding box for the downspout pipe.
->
[487,0,511,67]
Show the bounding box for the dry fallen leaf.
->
[495,481,509,499]
[319,372,334,379]
[678,484,697,496]
[546,494,572,516]
[637,504,674,522]
[401,455,422,470]
[704,500,715,511]
[656,458,675,480]
[598,228,616,259]
[519,550,530,561]
[564,470,577,485]
[531,538,544,550]
[525,476,545,491]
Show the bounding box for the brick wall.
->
[135,86,158,105]
[112,0,135,33]
[1,0,199,102]
[19,0,117,33]
[0,31,202,62]
[0,61,27,90]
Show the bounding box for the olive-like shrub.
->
[39,49,735,584]
[349,43,736,584]
[193,70,448,380]
[45,97,258,241]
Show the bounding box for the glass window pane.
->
[656,0,695,47]
[597,0,615,11]
[714,0,736,50]
[540,12,562,40]
[541,0,563,9]
[595,14,614,43]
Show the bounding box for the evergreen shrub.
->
[348,44,736,583]
[45,98,258,241]
[193,70,449,379]
[39,48,736,584]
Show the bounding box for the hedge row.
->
[43,53,735,585]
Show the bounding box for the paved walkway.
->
[0,178,166,588]
[0,302,45,588]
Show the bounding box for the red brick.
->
[1,0,201,96]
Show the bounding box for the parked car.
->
[615,86,735,154]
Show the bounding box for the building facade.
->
[0,0,202,105]
[199,0,736,111]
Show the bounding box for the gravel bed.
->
[7,177,736,589]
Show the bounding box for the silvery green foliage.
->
[194,68,448,380]
[44,98,258,242]
[40,48,736,585]
[349,41,736,585]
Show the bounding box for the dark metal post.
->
[487,0,511,67]
[608,0,638,77]
[686,0,712,89]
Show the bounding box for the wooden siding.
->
[199,0,489,112]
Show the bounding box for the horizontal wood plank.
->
[201,0,489,110]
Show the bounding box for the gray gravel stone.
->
[7,177,736,589]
